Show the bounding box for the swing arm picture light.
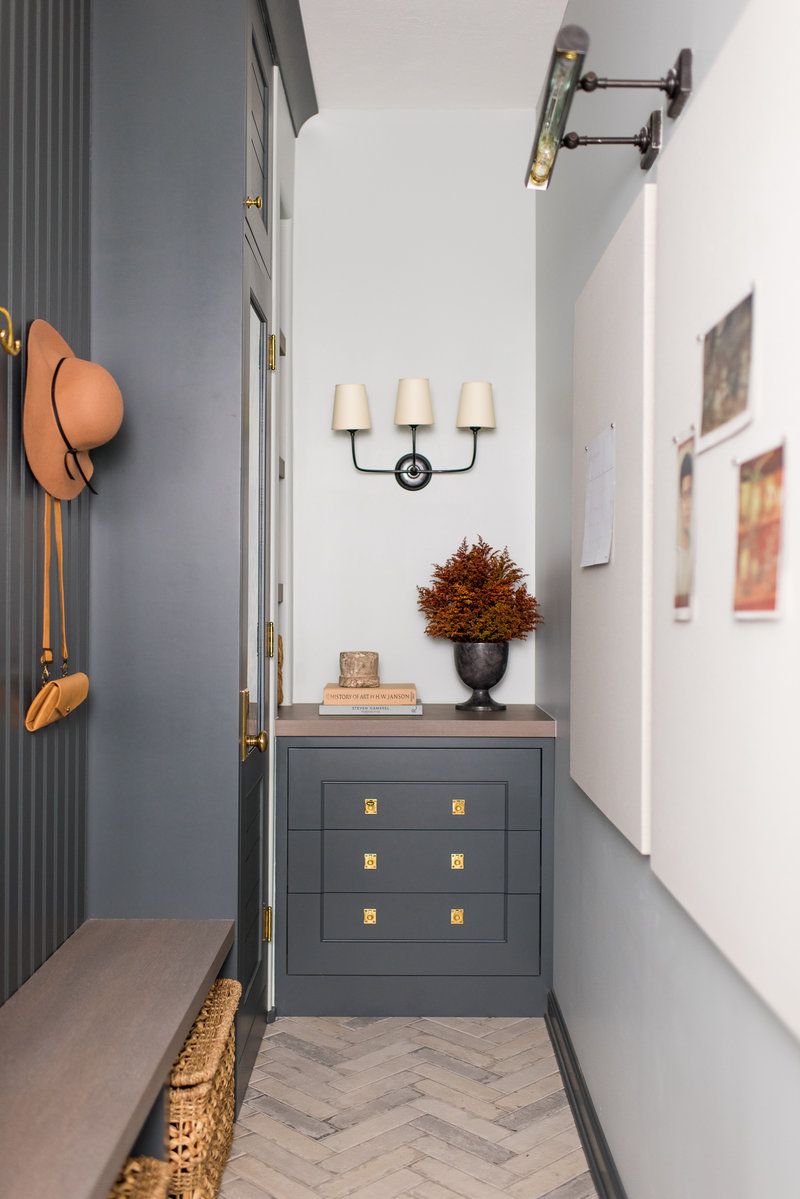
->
[332,378,495,492]
[525,25,692,190]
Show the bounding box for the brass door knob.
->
[245,730,268,752]
[244,195,263,209]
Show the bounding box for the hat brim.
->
[23,319,94,500]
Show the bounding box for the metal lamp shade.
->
[525,25,589,191]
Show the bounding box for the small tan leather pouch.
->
[25,493,89,733]
[26,672,89,732]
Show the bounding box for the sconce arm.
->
[562,110,662,170]
[348,427,480,476]
[348,430,403,474]
[427,427,480,474]
[578,49,692,118]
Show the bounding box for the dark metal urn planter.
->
[453,641,509,711]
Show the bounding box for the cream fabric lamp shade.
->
[394,378,434,426]
[457,381,496,429]
[332,383,372,431]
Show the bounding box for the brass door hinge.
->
[262,905,273,942]
[267,621,275,659]
[268,333,277,371]
[239,689,249,763]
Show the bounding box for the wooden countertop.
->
[0,917,234,1199]
[276,703,556,738]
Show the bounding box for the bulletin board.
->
[570,185,655,855]
[651,0,800,1038]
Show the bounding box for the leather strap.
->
[40,493,68,681]
[53,497,68,665]
[41,493,53,670]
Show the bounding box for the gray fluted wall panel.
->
[1,0,90,1005]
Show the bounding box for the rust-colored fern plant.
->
[417,537,542,642]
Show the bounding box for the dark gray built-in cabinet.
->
[88,0,305,1106]
[276,716,554,1015]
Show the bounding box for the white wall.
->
[292,110,535,703]
[536,0,800,1195]
[571,186,655,854]
[651,0,800,1039]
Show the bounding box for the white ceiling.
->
[298,0,568,110]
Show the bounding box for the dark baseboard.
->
[266,1005,277,1024]
[545,991,628,1199]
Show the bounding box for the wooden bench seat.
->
[0,918,234,1199]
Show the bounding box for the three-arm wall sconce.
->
[525,25,692,190]
[332,378,495,492]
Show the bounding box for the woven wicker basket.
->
[167,978,242,1199]
[108,1156,171,1199]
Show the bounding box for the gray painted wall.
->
[535,1,800,1195]
[88,1,246,935]
[1,0,91,1004]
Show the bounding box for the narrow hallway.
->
[222,1017,596,1198]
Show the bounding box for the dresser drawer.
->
[288,830,541,894]
[287,747,541,830]
[326,892,506,940]
[326,782,506,831]
[287,893,540,976]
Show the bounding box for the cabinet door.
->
[244,0,273,274]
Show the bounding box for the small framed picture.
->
[674,432,695,619]
[734,443,784,619]
[698,291,754,453]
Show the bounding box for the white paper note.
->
[580,425,616,567]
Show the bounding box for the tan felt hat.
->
[23,319,124,500]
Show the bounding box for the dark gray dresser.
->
[275,705,555,1016]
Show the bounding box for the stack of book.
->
[319,683,421,716]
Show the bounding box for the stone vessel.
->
[339,650,380,688]
[453,641,508,711]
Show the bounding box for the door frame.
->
[235,223,274,1111]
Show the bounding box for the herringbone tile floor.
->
[221,1017,597,1199]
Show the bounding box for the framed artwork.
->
[734,443,784,618]
[698,291,754,452]
[673,432,695,619]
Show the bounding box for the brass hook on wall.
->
[0,308,21,357]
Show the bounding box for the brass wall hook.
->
[0,307,21,357]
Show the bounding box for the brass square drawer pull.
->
[451,853,464,870]
[364,798,378,814]
[363,908,377,924]
[452,799,466,815]
[450,908,464,925]
[363,853,377,870]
